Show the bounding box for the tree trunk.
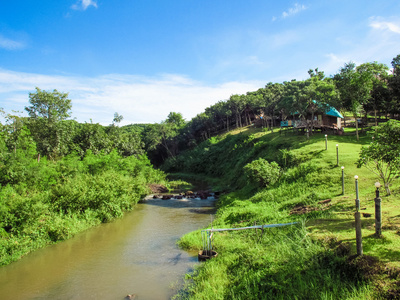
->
[272,109,275,128]
[381,177,391,195]
[385,183,391,195]
[355,114,359,141]
[311,111,315,135]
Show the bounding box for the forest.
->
[1,55,400,298]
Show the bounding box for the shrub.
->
[244,158,281,187]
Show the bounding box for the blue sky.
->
[1,0,400,125]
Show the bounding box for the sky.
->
[1,0,400,125]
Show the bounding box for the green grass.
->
[170,125,400,299]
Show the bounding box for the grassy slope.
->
[169,126,400,299]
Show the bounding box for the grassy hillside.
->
[165,126,400,299]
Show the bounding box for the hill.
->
[166,126,400,299]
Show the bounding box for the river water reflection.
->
[0,196,216,300]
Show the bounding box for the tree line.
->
[143,55,400,164]
[2,55,399,167]
[2,88,144,164]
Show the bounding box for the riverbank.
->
[0,192,217,299]
[168,126,400,299]
[0,151,167,266]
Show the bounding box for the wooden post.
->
[355,212,363,256]
[325,134,328,150]
[336,144,339,166]
[375,186,382,237]
[341,166,345,195]
[354,176,360,211]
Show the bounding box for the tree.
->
[25,87,72,158]
[74,122,108,156]
[388,54,400,115]
[357,120,400,195]
[166,112,185,128]
[25,87,72,123]
[259,83,284,130]
[142,112,186,163]
[305,73,339,133]
[112,112,124,125]
[392,54,400,76]
[0,111,26,154]
[280,80,310,128]
[334,62,374,141]
[356,62,389,126]
[228,94,245,128]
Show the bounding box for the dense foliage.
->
[0,144,166,265]
[0,89,166,266]
[243,158,281,187]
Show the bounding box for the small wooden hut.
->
[310,100,343,130]
[281,100,344,133]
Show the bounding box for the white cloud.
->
[71,0,98,11]
[0,35,25,50]
[320,17,400,76]
[0,69,262,125]
[282,3,307,19]
[369,17,400,34]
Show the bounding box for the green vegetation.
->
[144,54,400,165]
[357,119,400,195]
[0,88,167,266]
[166,125,400,299]
[0,149,166,266]
[243,158,281,188]
[1,53,400,298]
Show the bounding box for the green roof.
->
[312,100,343,118]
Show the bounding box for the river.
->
[0,195,216,299]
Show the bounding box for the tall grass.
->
[177,224,374,300]
[172,127,396,299]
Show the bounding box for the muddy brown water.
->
[0,196,216,300]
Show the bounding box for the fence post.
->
[354,175,360,211]
[336,144,339,166]
[355,211,363,256]
[375,182,382,237]
[325,134,328,150]
[341,166,345,195]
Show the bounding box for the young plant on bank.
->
[357,119,400,195]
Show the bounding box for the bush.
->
[244,158,281,187]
